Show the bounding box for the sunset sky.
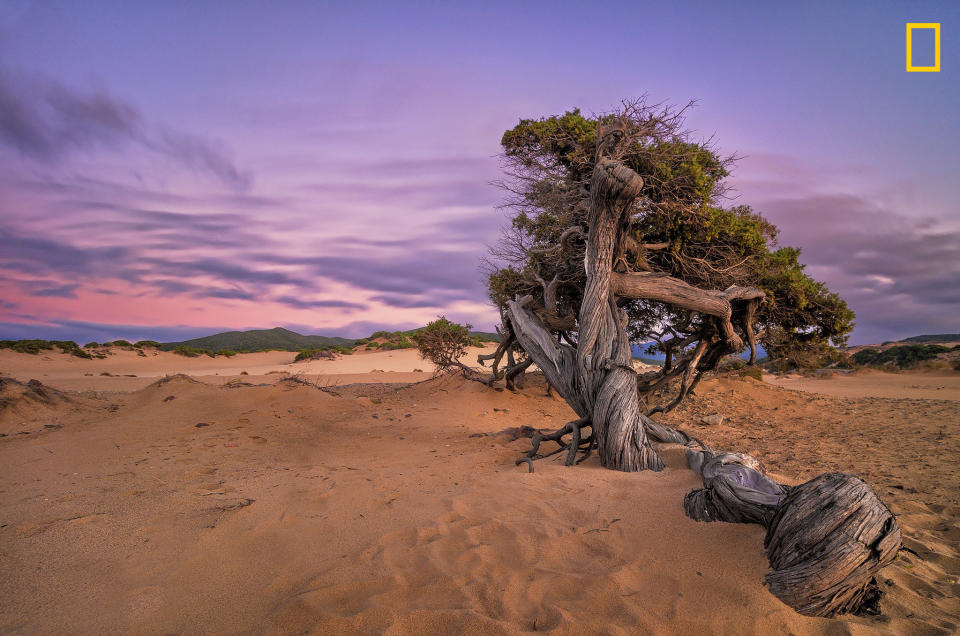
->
[1,1,957,344]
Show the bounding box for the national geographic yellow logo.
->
[906,23,940,72]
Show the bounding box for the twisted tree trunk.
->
[577,160,663,470]
[507,159,663,471]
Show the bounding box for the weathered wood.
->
[506,159,664,471]
[679,441,901,617]
[683,448,788,526]
[764,473,901,617]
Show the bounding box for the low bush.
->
[416,317,471,369]
[852,344,949,369]
[172,345,218,358]
[0,339,92,358]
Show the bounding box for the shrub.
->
[852,344,949,369]
[135,340,161,348]
[84,342,100,348]
[0,339,54,354]
[295,348,327,361]
[416,317,472,369]
[0,339,91,358]
[172,345,217,358]
[54,340,93,359]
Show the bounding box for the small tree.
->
[416,317,475,376]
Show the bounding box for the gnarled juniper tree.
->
[478,99,854,472]
[470,100,899,618]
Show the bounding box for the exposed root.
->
[515,457,535,473]
[517,417,593,471]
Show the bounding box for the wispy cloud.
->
[0,64,251,190]
[755,193,960,343]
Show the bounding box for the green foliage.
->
[416,317,472,368]
[366,331,416,350]
[491,103,854,369]
[84,342,99,348]
[294,345,353,361]
[110,340,134,347]
[755,246,855,366]
[851,344,949,369]
[135,340,161,348]
[0,339,92,359]
[171,345,219,358]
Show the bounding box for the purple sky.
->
[1,1,957,344]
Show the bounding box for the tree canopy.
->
[484,99,854,412]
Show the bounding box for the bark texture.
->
[764,473,901,617]
[683,447,787,526]
[506,158,663,471]
[682,439,901,617]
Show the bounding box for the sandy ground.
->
[766,369,960,400]
[0,346,498,392]
[1,350,958,634]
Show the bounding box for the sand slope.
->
[0,346,497,392]
[766,369,960,401]
[1,371,957,634]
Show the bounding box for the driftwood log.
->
[683,447,787,526]
[764,473,902,616]
[680,439,901,617]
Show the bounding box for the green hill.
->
[161,324,501,354]
[466,331,501,342]
[899,334,960,344]
[161,327,355,353]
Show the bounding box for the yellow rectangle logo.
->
[906,23,940,72]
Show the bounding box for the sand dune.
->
[1,353,958,634]
[0,345,497,392]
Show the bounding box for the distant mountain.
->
[899,334,960,344]
[161,327,355,352]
